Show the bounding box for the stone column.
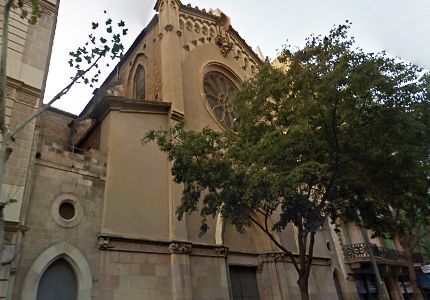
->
[216,247,230,299]
[169,243,192,300]
[258,255,283,299]
[156,0,185,114]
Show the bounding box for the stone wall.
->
[37,107,75,147]
[13,141,106,299]
[97,251,172,300]
[0,0,58,89]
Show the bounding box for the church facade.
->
[4,0,424,299]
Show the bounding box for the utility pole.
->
[356,209,390,300]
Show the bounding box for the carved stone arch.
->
[194,23,201,33]
[126,53,148,99]
[21,242,92,300]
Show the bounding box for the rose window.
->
[203,72,239,130]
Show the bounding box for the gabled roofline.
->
[48,106,77,118]
[79,2,264,118]
[179,3,263,66]
[79,14,159,118]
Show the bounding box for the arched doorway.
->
[21,242,92,300]
[36,258,77,300]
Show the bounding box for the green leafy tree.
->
[350,97,430,300]
[0,0,127,254]
[144,23,429,300]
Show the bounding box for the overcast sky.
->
[44,0,430,115]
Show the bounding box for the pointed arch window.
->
[36,258,77,300]
[134,65,146,100]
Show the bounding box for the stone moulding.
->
[96,234,228,258]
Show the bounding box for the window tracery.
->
[203,71,239,130]
[134,65,145,100]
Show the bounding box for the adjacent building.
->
[0,0,59,298]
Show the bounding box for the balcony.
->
[343,243,423,265]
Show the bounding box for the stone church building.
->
[3,0,423,299]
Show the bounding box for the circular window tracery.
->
[203,71,239,130]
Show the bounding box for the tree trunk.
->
[0,139,12,255]
[405,248,424,300]
[298,276,310,300]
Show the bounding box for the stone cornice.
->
[7,77,41,98]
[89,97,172,122]
[39,0,57,15]
[180,5,218,22]
[97,234,332,264]
[97,234,228,258]
[5,221,30,233]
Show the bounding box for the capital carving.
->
[216,246,228,257]
[259,252,285,263]
[98,237,114,250]
[164,24,174,32]
[215,35,233,57]
[169,242,192,254]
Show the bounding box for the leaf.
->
[107,26,112,33]
[118,20,125,27]
[20,10,28,19]
[92,22,99,30]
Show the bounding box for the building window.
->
[229,266,260,300]
[135,65,145,100]
[356,274,378,300]
[51,194,83,228]
[59,202,75,221]
[203,71,239,130]
[36,258,77,300]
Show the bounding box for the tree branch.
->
[248,214,300,273]
[305,231,316,279]
[8,53,103,140]
[411,228,430,250]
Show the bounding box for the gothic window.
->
[203,71,239,130]
[36,258,77,300]
[134,65,145,100]
[229,266,260,300]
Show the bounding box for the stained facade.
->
[3,0,426,299]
